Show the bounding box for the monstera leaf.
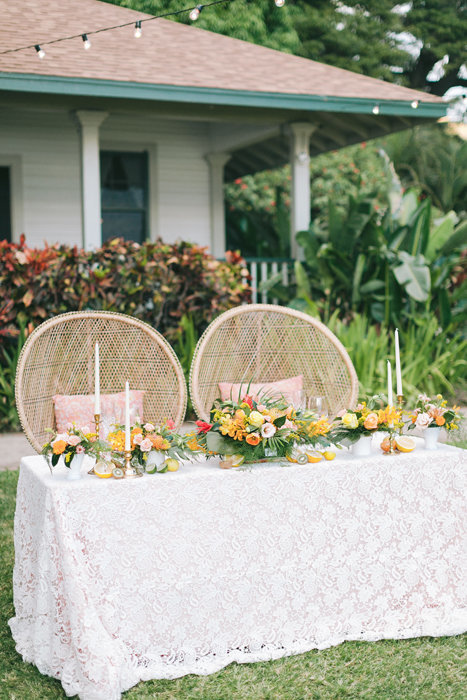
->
[393,252,430,302]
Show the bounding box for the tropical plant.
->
[0,326,26,432]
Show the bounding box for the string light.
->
[189,5,204,21]
[372,104,380,115]
[0,1,286,59]
[411,100,419,109]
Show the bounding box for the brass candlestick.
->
[396,394,405,434]
[123,449,142,479]
[384,430,399,456]
[88,413,101,474]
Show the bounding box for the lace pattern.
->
[9,448,467,700]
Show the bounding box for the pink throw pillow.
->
[218,375,303,404]
[53,391,145,437]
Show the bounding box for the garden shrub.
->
[0,236,250,342]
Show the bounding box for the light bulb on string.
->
[134,21,142,38]
[275,0,286,7]
[34,44,45,59]
[189,5,203,21]
[372,104,380,115]
[82,34,91,50]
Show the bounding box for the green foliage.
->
[225,143,390,256]
[0,236,249,343]
[327,313,467,402]
[0,327,25,432]
[268,190,466,332]
[381,126,467,214]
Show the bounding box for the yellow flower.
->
[249,410,265,427]
[436,394,443,400]
[342,413,358,429]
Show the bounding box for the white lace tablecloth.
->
[9,445,467,700]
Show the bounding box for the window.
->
[100,151,148,243]
[0,166,12,242]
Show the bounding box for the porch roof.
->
[0,0,447,179]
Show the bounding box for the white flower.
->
[143,423,155,432]
[140,438,153,452]
[261,422,276,438]
[416,412,433,429]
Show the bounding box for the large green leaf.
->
[392,252,431,302]
[425,212,456,261]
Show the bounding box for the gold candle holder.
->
[396,395,405,434]
[385,431,399,456]
[123,449,142,479]
[88,413,101,474]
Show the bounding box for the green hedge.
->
[0,236,250,342]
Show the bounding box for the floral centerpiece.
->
[407,394,463,432]
[107,419,193,472]
[42,423,106,468]
[194,394,332,465]
[331,395,402,445]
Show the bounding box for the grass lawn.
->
[1,467,466,700]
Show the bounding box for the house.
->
[0,0,446,258]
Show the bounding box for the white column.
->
[205,152,231,258]
[75,110,108,250]
[289,123,317,259]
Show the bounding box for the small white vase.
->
[146,451,166,469]
[351,435,373,457]
[68,452,85,480]
[424,426,441,450]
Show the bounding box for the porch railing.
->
[244,258,293,305]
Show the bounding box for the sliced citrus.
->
[286,455,297,463]
[296,453,309,464]
[322,450,336,461]
[165,458,180,472]
[94,461,113,478]
[306,451,323,463]
[395,436,416,453]
[145,462,158,474]
[220,454,245,469]
[112,467,124,479]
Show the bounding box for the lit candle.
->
[125,381,131,451]
[394,329,403,396]
[94,342,100,415]
[387,360,393,407]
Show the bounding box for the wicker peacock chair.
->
[190,304,358,422]
[15,311,187,453]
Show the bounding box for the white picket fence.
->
[244,258,293,304]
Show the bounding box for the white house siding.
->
[0,105,212,249]
[0,107,82,247]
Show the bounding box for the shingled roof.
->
[0,0,446,179]
[0,0,443,104]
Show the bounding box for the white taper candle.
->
[394,329,403,396]
[387,360,393,407]
[125,381,131,451]
[94,342,100,415]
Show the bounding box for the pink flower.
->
[416,412,433,430]
[67,434,82,446]
[241,395,254,409]
[263,414,272,422]
[261,423,276,438]
[166,419,176,430]
[284,419,296,431]
[133,433,143,445]
[256,404,266,412]
[143,423,155,432]
[75,445,85,454]
[140,438,152,452]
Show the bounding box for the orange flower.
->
[52,439,67,455]
[435,416,446,426]
[151,434,170,450]
[363,412,378,430]
[246,433,261,446]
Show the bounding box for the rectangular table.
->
[9,445,467,700]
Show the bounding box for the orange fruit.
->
[380,437,391,453]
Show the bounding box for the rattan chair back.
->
[16,311,187,453]
[190,304,358,421]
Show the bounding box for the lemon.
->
[395,436,416,453]
[165,458,180,472]
[94,460,113,478]
[220,454,245,469]
[306,451,323,463]
[322,450,336,461]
